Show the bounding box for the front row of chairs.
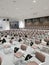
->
[26,52,45,65]
[14,44,45,65]
[0,43,46,65]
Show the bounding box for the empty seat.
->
[3,44,11,48]
[21,44,27,51]
[35,52,45,62]
[26,61,38,65]
[35,40,41,44]
[14,52,23,58]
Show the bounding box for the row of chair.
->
[0,29,49,40]
[14,44,45,65]
[25,26,49,30]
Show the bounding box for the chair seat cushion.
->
[14,52,23,58]
[26,61,38,65]
[35,52,45,62]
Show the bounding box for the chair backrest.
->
[9,40,12,44]
[21,44,27,51]
[35,40,41,44]
[35,52,45,62]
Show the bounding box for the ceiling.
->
[0,0,49,20]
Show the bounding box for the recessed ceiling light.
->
[32,0,36,3]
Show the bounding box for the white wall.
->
[0,19,10,31]
[0,19,25,31]
[19,20,25,28]
[3,21,10,30]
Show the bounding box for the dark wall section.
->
[10,21,19,29]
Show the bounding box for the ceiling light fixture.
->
[32,0,36,3]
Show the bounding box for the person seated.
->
[47,41,49,45]
[0,40,2,42]
[11,37,14,40]
[5,35,7,37]
[30,41,34,46]
[25,54,32,61]
[35,52,45,62]
[1,35,3,37]
[25,35,27,38]
[18,38,22,42]
[2,38,6,44]
[14,34,16,36]
[40,39,42,43]
[19,35,21,37]
[14,47,19,53]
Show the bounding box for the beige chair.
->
[35,52,45,62]
[35,40,41,44]
[3,43,11,54]
[32,45,38,49]
[26,61,38,65]
[14,52,23,58]
[9,40,13,44]
[3,44,11,48]
[0,57,2,65]
[44,38,49,42]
